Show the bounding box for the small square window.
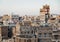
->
[39,33,42,37]
[44,33,47,37]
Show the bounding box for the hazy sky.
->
[0,0,60,16]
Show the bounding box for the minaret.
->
[40,4,50,26]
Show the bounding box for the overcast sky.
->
[0,0,60,16]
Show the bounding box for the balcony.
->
[38,37,51,39]
[52,33,60,35]
[52,39,60,41]
[52,35,60,41]
[52,28,58,31]
[38,35,52,39]
[16,34,33,38]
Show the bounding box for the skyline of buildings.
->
[0,4,60,42]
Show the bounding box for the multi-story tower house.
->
[37,25,52,42]
[11,15,20,23]
[51,15,60,42]
[35,16,40,25]
[2,15,10,25]
[13,18,38,42]
[40,4,50,26]
[2,14,10,21]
